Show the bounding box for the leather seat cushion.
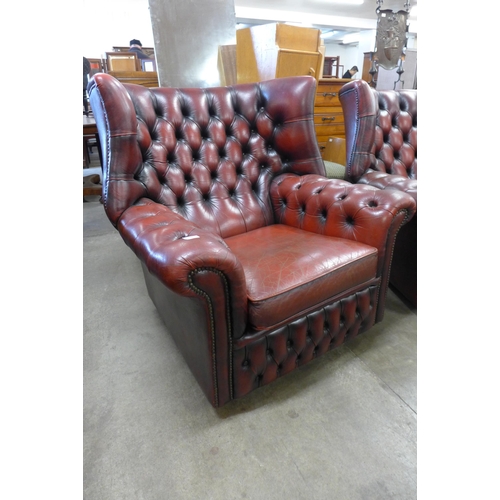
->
[225,224,378,331]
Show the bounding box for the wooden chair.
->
[88,58,103,76]
[105,52,140,72]
[323,56,341,78]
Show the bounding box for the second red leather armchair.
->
[340,79,417,308]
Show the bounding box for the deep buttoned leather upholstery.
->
[88,74,416,407]
[340,79,417,307]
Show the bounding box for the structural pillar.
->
[148,0,237,88]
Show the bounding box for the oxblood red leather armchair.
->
[339,79,417,308]
[88,73,416,407]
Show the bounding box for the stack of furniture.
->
[84,48,159,89]
[236,23,324,84]
[234,23,350,160]
[88,72,416,407]
[104,51,159,87]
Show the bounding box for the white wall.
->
[324,30,375,79]
[82,0,154,58]
[324,29,415,81]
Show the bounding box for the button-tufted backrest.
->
[88,74,326,237]
[339,79,417,184]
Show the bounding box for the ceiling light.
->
[320,31,339,39]
[321,0,364,4]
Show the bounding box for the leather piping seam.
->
[187,267,234,406]
[339,89,360,182]
[92,85,111,213]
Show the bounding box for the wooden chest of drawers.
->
[314,78,350,157]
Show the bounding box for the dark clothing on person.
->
[83,57,91,115]
[84,57,91,89]
[129,46,151,60]
[343,66,358,79]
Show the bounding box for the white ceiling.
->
[234,0,418,43]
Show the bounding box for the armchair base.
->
[142,260,380,407]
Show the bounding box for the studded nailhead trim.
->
[188,267,233,407]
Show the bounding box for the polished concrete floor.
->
[83,165,417,499]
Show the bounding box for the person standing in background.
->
[83,56,91,116]
[342,66,359,78]
[128,39,152,60]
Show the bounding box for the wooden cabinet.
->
[314,78,350,156]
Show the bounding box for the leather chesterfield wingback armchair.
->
[339,79,417,308]
[88,73,416,407]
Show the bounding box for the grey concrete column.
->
[148,0,236,88]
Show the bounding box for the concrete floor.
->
[83,193,417,500]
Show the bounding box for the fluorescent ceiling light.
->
[320,31,339,39]
[320,0,364,4]
[285,21,313,28]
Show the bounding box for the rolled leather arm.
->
[116,198,247,305]
[270,173,416,276]
[357,170,417,203]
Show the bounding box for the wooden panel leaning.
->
[217,44,237,86]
